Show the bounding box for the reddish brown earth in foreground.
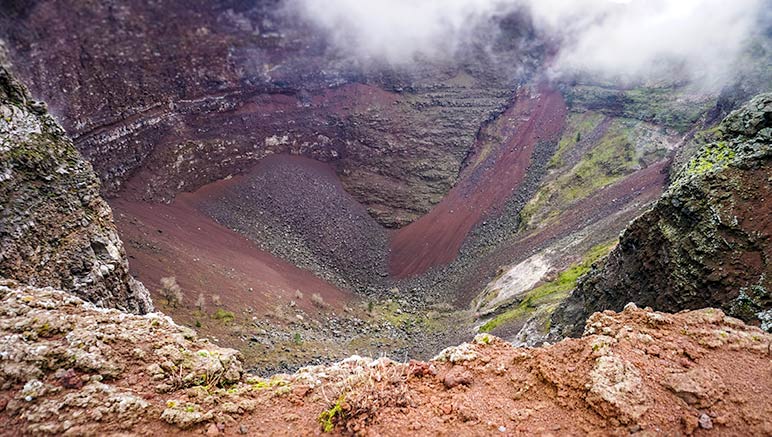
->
[389,86,568,278]
[2,283,770,436]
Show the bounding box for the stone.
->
[662,368,726,409]
[587,354,649,424]
[699,413,714,430]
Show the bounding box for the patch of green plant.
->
[293,332,302,345]
[319,395,345,433]
[567,85,714,132]
[521,119,639,229]
[249,376,288,391]
[211,308,235,323]
[479,240,616,333]
[549,111,605,168]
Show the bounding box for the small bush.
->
[212,308,235,323]
[160,276,183,308]
[319,396,345,433]
[311,293,327,309]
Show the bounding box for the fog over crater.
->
[289,0,768,89]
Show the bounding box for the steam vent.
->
[0,1,770,435]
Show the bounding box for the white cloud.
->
[288,0,766,88]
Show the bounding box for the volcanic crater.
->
[2,0,768,376]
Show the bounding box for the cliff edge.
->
[0,47,152,313]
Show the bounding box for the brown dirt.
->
[176,306,772,436]
[389,86,568,278]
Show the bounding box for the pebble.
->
[699,413,714,430]
[499,425,507,432]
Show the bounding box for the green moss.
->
[479,240,616,333]
[250,376,289,391]
[567,85,714,132]
[521,118,640,229]
[685,141,736,176]
[319,395,345,433]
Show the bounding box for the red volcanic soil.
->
[389,86,568,278]
[111,192,354,317]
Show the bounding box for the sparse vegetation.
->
[521,115,668,230]
[211,294,222,307]
[310,293,327,309]
[319,395,345,433]
[549,111,605,169]
[195,293,205,311]
[566,85,715,132]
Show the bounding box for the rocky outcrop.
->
[0,52,152,313]
[1,282,769,435]
[553,93,771,337]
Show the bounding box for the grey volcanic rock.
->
[196,154,390,292]
[552,93,772,337]
[0,50,152,313]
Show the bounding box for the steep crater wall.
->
[1,0,542,229]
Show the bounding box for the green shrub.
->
[211,308,235,323]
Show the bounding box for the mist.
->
[288,0,767,89]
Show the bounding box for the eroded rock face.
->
[0,280,239,434]
[0,52,152,313]
[553,93,771,336]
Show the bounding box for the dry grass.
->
[160,276,183,308]
[318,360,415,433]
[310,293,327,309]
